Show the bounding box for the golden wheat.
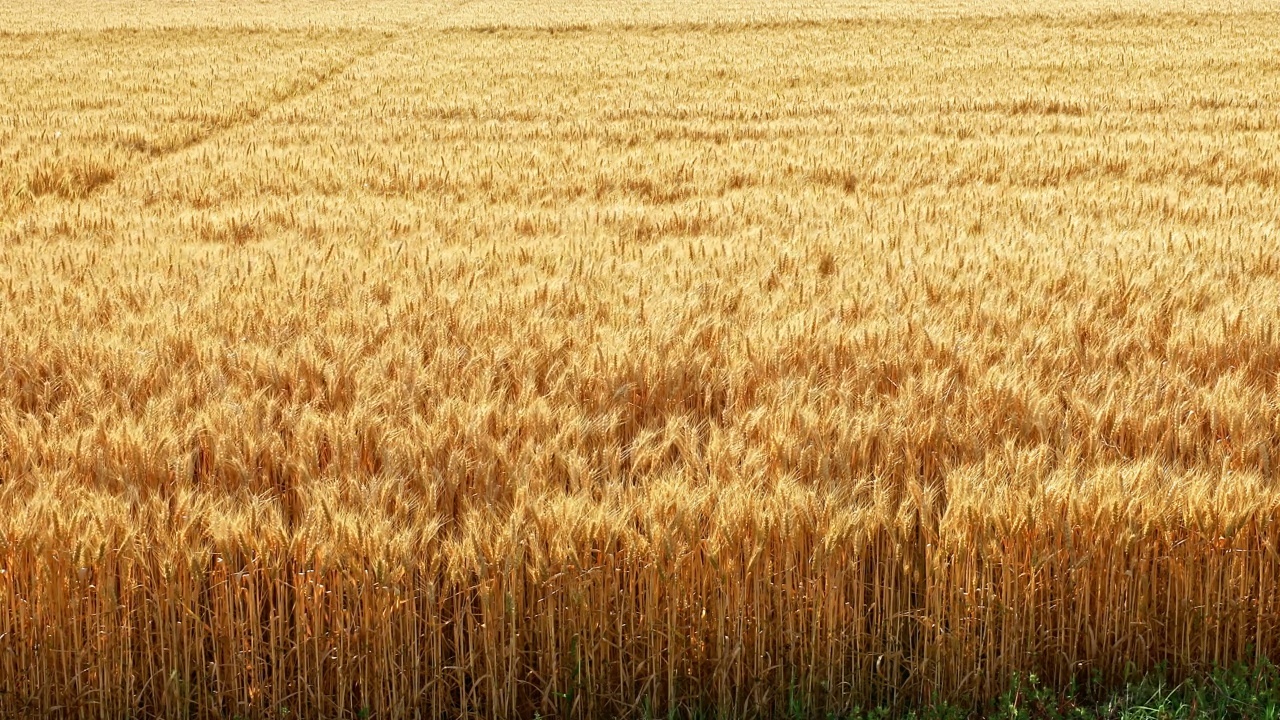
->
[2,1,1280,717]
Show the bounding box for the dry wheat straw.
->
[2,2,1280,718]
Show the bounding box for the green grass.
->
[632,660,1280,720]
[847,660,1280,720]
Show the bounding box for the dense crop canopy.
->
[2,1,1280,717]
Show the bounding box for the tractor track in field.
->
[1,30,401,243]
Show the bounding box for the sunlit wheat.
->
[2,0,1280,717]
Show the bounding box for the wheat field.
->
[2,0,1280,717]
